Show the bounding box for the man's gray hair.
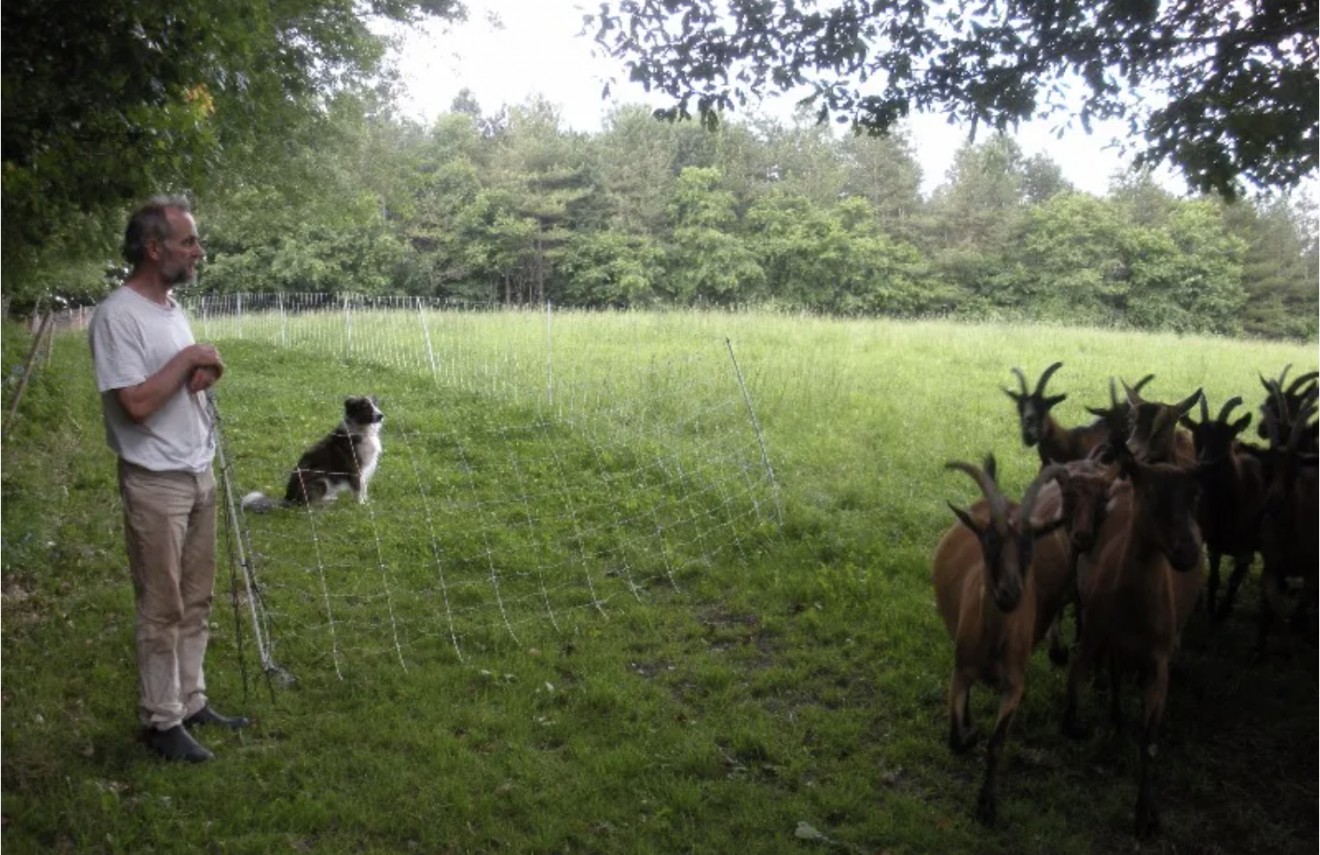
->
[124,195,193,266]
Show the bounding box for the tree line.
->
[194,97,1320,340]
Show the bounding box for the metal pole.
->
[206,391,282,681]
[725,337,783,524]
[545,300,554,410]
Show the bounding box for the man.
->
[89,195,249,763]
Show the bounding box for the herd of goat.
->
[932,362,1318,838]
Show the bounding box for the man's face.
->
[157,208,204,287]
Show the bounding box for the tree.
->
[558,230,665,308]
[398,112,491,297]
[746,111,848,209]
[745,192,934,314]
[923,136,1030,312]
[1122,201,1248,335]
[593,105,686,235]
[1014,192,1130,326]
[663,167,764,304]
[586,0,1317,198]
[1,0,465,302]
[201,94,417,296]
[837,129,924,241]
[1222,194,1320,340]
[486,98,594,305]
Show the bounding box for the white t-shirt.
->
[89,286,215,473]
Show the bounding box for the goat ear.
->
[948,502,981,535]
[1032,517,1067,539]
[1003,387,1021,403]
[1046,393,1067,408]
[1178,416,1196,432]
[1232,414,1252,434]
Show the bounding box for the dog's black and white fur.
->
[242,396,384,513]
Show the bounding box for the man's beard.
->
[164,264,196,287]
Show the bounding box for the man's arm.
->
[116,343,224,423]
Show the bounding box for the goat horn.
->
[1011,366,1029,396]
[1199,392,1210,424]
[1286,370,1318,397]
[1174,388,1203,420]
[1264,382,1288,447]
[1021,463,1067,523]
[1108,377,1119,409]
[1287,389,1318,452]
[1035,362,1064,397]
[1122,379,1142,408]
[945,459,1009,527]
[1216,396,1243,424]
[1132,374,1155,395]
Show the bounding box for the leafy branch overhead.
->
[585,0,1318,197]
[0,0,467,284]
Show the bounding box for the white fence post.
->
[418,297,439,380]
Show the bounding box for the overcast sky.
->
[375,1,1185,198]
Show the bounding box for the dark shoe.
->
[147,725,214,763]
[183,705,251,731]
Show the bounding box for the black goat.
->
[1179,395,1266,619]
[1004,362,1109,466]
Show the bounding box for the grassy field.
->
[2,308,1316,854]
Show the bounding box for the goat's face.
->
[1185,418,1248,463]
[1179,394,1250,464]
[1129,461,1203,573]
[1005,364,1066,448]
[1013,396,1062,447]
[1060,470,1112,555]
[1125,388,1201,464]
[982,520,1031,613]
[947,456,1031,613]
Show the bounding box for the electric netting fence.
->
[187,293,782,684]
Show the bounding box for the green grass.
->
[2,310,1316,854]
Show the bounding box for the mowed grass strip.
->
[1,311,1315,855]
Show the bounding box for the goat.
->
[1178,395,1266,619]
[1026,448,1121,666]
[1257,365,1319,454]
[1084,375,1155,454]
[932,456,1065,825]
[1004,362,1109,466]
[1255,385,1319,656]
[1122,382,1200,467]
[1061,448,1205,839]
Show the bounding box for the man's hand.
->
[189,365,221,392]
[187,343,224,392]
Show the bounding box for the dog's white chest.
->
[357,424,382,480]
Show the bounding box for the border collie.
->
[242,396,384,512]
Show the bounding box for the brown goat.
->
[1123,382,1200,467]
[932,456,1065,825]
[1061,452,1205,839]
[1004,363,1109,466]
[1084,375,1155,455]
[1178,395,1267,619]
[1027,449,1121,666]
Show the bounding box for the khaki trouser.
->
[118,460,216,730]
